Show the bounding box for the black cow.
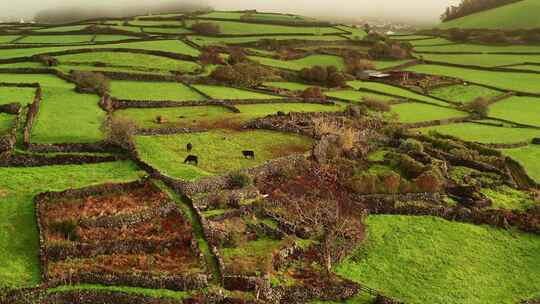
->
[533,138,540,145]
[184,155,198,165]
[242,150,255,159]
[187,143,193,152]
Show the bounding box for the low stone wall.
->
[0,153,121,167]
[23,86,42,146]
[46,272,208,292]
[483,141,529,149]
[0,110,20,154]
[111,97,332,110]
[136,127,208,136]
[401,116,472,129]
[25,141,117,153]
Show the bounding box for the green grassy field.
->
[263,81,314,91]
[92,35,138,42]
[326,90,397,103]
[143,27,193,35]
[129,20,185,27]
[348,81,450,106]
[419,123,540,144]
[503,145,540,182]
[135,130,313,180]
[189,35,346,46]
[31,86,106,144]
[429,84,501,104]
[0,35,19,44]
[17,35,94,44]
[114,106,235,129]
[35,25,88,32]
[405,64,540,94]
[392,102,468,123]
[56,51,200,73]
[414,43,540,54]
[0,113,14,135]
[336,215,540,304]
[0,161,143,289]
[185,20,340,35]
[419,53,540,67]
[490,96,540,127]
[509,64,540,72]
[0,86,36,105]
[0,39,200,59]
[191,85,281,99]
[235,102,345,116]
[439,0,540,30]
[111,81,206,101]
[248,54,345,71]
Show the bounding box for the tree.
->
[71,71,110,95]
[465,97,490,117]
[210,62,274,87]
[190,22,220,35]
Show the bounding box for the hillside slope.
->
[440,0,540,30]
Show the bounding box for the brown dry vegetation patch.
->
[42,185,168,222]
[46,210,193,244]
[48,249,201,277]
[270,142,311,158]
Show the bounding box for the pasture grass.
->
[35,25,88,32]
[263,82,314,91]
[134,130,313,180]
[189,35,345,47]
[0,86,36,105]
[0,35,19,44]
[31,86,105,144]
[325,90,397,103]
[439,0,540,30]
[489,96,540,127]
[56,51,200,73]
[111,81,206,101]
[191,85,281,99]
[0,113,14,135]
[503,145,540,182]
[335,215,540,304]
[0,161,143,289]
[17,35,94,44]
[348,81,450,106]
[414,43,540,54]
[429,84,501,104]
[249,54,345,71]
[420,53,540,68]
[185,20,340,35]
[92,35,138,42]
[405,64,540,94]
[391,102,468,123]
[419,123,540,144]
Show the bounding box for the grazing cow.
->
[184,155,198,165]
[242,150,255,159]
[187,143,193,152]
[276,111,286,116]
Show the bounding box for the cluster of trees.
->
[299,65,346,88]
[210,62,274,87]
[441,0,522,22]
[190,22,220,35]
[368,41,412,60]
[71,71,110,95]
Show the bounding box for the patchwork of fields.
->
[0,8,539,304]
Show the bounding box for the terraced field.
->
[0,8,539,304]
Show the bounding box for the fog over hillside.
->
[0,0,460,24]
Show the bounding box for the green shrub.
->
[71,71,110,95]
[50,220,79,241]
[400,138,424,153]
[229,172,252,188]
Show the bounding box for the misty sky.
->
[0,0,461,24]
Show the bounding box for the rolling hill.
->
[439,0,540,30]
